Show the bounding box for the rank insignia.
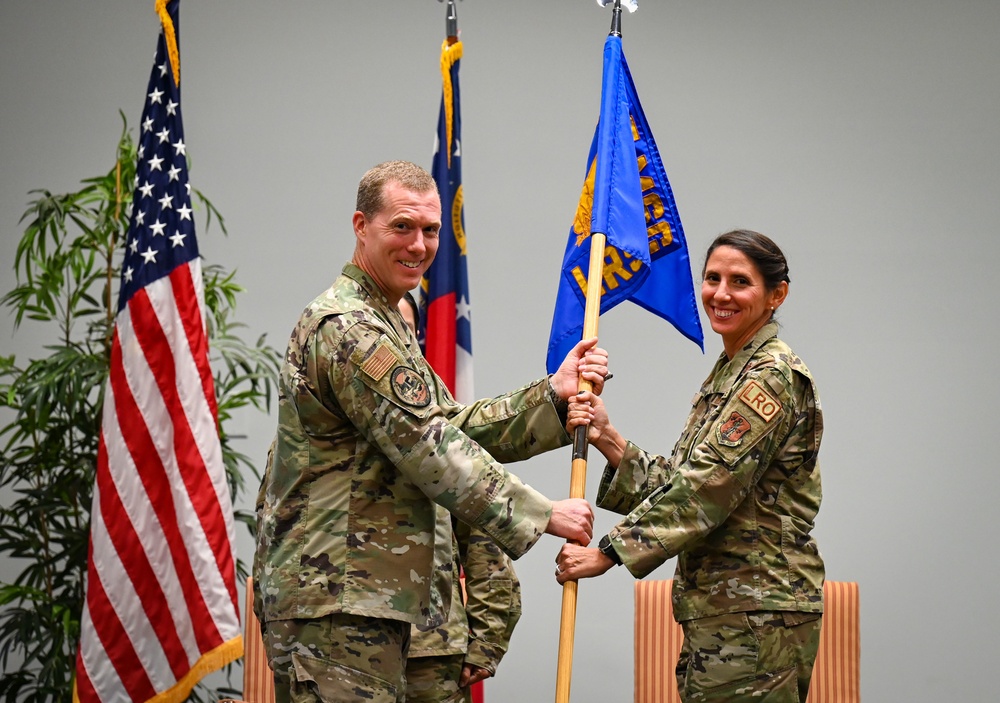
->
[391,366,431,407]
[738,380,782,422]
[717,411,752,447]
[361,342,396,381]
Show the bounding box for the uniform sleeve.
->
[454,519,521,674]
[607,368,798,579]
[449,379,572,464]
[596,441,673,515]
[251,438,276,627]
[322,319,553,559]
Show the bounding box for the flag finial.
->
[438,0,460,40]
[597,0,638,26]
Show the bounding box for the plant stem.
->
[107,158,122,350]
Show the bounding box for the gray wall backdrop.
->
[3,1,999,700]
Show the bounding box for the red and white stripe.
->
[75,260,241,703]
[424,293,474,404]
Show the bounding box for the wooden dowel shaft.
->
[554,233,606,703]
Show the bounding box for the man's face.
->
[353,182,441,303]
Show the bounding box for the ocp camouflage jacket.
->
[254,264,570,628]
[407,511,521,675]
[598,322,825,621]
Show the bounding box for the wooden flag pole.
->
[554,232,606,703]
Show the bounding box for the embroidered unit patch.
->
[391,366,431,407]
[738,380,782,422]
[361,343,396,381]
[717,411,752,447]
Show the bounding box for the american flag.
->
[73,2,242,701]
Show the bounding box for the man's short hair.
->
[356,161,438,218]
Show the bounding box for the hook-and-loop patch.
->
[710,375,786,464]
[717,411,752,447]
[361,342,397,381]
[390,366,431,408]
[737,380,782,422]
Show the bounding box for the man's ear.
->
[352,211,367,240]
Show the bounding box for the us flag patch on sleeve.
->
[738,380,782,422]
[361,342,396,381]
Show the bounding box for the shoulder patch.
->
[390,366,431,407]
[738,380,782,422]
[717,411,752,447]
[361,342,397,381]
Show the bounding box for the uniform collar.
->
[341,263,418,350]
[707,321,780,395]
[342,263,394,308]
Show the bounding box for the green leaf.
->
[0,116,277,699]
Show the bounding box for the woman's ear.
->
[770,280,788,310]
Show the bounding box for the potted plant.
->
[0,118,279,702]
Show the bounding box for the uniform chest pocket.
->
[678,395,725,463]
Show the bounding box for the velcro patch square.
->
[361,342,396,381]
[738,380,782,422]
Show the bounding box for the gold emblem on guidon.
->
[391,366,431,408]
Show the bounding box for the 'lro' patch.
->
[738,380,782,422]
[362,342,396,381]
[717,411,752,446]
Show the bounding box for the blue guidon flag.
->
[420,38,474,403]
[546,33,703,373]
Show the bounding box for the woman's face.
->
[701,245,786,357]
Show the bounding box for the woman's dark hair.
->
[400,290,420,329]
[703,229,790,292]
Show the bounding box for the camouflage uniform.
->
[253,263,567,701]
[597,322,824,701]
[404,515,521,703]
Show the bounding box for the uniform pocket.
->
[290,652,398,703]
[352,334,435,421]
[780,515,824,600]
[680,613,760,696]
[468,577,519,643]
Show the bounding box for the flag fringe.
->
[439,39,463,168]
[155,0,181,85]
[72,635,244,703]
[147,634,245,703]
